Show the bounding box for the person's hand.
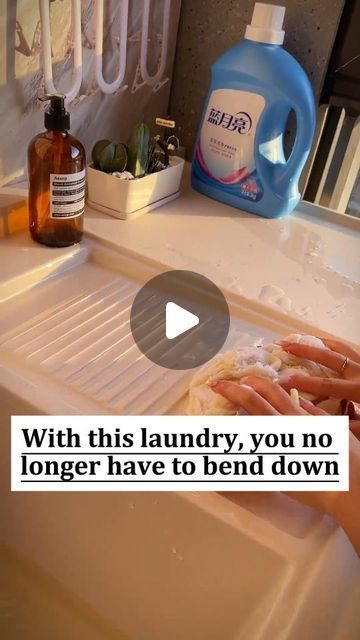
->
[207,375,327,415]
[208,374,360,435]
[278,338,360,403]
[209,375,360,554]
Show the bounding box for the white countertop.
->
[0,167,359,342]
[85,164,360,343]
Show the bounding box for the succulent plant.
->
[126,123,150,177]
[91,122,171,178]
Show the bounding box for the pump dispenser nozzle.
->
[39,94,70,132]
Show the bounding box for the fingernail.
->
[276,342,293,351]
[241,375,261,383]
[207,379,221,391]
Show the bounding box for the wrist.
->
[329,444,360,554]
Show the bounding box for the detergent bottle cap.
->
[245,3,285,45]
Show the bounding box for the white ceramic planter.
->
[87,156,185,219]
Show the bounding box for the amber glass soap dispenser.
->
[28,94,86,247]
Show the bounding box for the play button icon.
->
[165,302,199,339]
[130,270,230,370]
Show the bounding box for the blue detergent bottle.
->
[191,2,316,218]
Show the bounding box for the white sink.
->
[0,216,359,638]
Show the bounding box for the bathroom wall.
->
[0,0,181,186]
[169,0,345,156]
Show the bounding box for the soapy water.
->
[305,237,322,260]
[258,285,317,320]
[254,222,359,303]
[298,233,359,300]
[225,276,243,294]
[258,285,293,312]
[297,306,312,318]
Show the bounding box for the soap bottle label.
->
[50,169,86,219]
[195,89,265,202]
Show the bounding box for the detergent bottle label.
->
[195,89,265,202]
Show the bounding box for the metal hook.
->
[39,0,82,104]
[94,0,129,94]
[140,0,171,88]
